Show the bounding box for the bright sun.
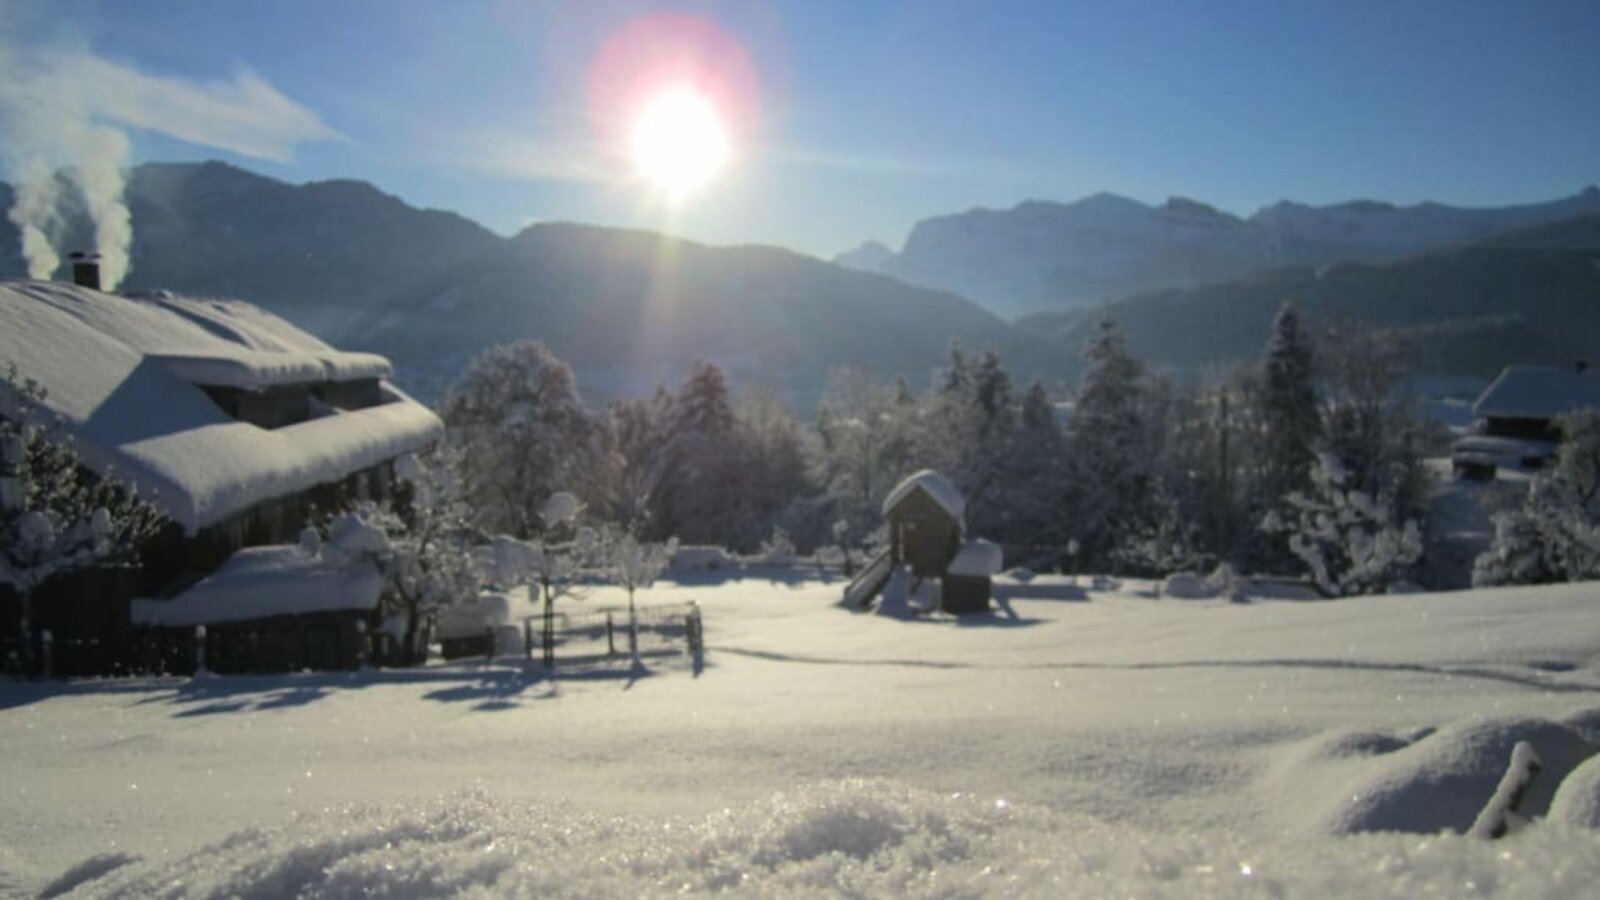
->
[629,87,730,200]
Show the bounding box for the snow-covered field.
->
[4,573,1599,897]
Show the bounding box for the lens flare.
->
[588,13,759,202]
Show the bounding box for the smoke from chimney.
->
[2,58,134,290]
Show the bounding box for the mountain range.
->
[0,161,1061,402]
[2,160,1597,400]
[838,187,1600,317]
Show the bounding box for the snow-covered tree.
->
[1265,453,1423,596]
[1067,316,1151,564]
[597,392,672,533]
[646,362,813,550]
[1,365,164,649]
[607,531,676,663]
[815,367,914,527]
[325,448,482,666]
[519,491,591,667]
[651,360,738,543]
[1318,322,1431,520]
[1473,410,1600,586]
[438,341,601,538]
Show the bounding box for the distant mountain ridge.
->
[838,186,1600,316]
[1017,215,1600,379]
[0,161,1064,401]
[348,220,1064,401]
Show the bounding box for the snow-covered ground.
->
[4,573,1599,897]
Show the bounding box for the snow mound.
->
[1270,717,1595,836]
[437,591,521,640]
[875,567,912,618]
[672,545,737,572]
[50,781,1600,899]
[1549,754,1600,828]
[1161,571,1216,599]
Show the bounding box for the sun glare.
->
[630,87,730,201]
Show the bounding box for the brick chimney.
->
[69,251,101,292]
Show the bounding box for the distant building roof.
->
[1473,364,1600,421]
[882,469,965,522]
[0,279,442,534]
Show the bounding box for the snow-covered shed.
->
[943,539,1003,614]
[0,277,441,654]
[882,469,965,578]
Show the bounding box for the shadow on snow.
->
[0,653,706,715]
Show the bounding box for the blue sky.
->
[4,0,1598,257]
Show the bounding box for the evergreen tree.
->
[1259,302,1320,504]
[1068,316,1151,564]
[652,360,742,544]
[1,366,164,660]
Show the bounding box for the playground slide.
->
[841,548,893,608]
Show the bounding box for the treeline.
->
[434,304,1441,593]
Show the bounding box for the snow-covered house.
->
[1451,363,1600,478]
[0,274,441,669]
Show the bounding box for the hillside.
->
[1019,215,1600,377]
[349,222,1067,401]
[842,187,1600,317]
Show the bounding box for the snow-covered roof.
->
[948,539,1003,577]
[0,279,442,534]
[129,545,382,627]
[881,469,966,522]
[1473,365,1600,421]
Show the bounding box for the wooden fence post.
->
[606,612,615,657]
[194,625,208,677]
[40,629,52,679]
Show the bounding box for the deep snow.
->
[3,573,1598,897]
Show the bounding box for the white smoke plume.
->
[1,28,339,290]
[7,156,61,280]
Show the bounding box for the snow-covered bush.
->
[327,449,482,665]
[1111,496,1212,576]
[757,527,797,566]
[1473,411,1600,586]
[1266,453,1423,596]
[2,365,164,642]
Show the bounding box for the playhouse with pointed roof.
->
[843,469,1002,614]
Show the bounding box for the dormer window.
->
[200,384,314,429]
